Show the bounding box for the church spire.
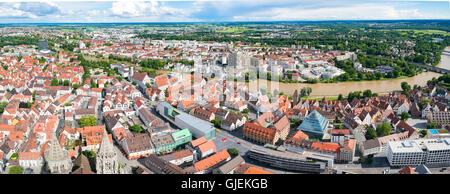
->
[46,131,66,161]
[44,131,71,174]
[98,129,114,155]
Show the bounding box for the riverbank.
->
[437,46,450,70]
[245,48,450,97]
[246,71,442,98]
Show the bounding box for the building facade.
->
[387,138,450,167]
[96,129,128,174]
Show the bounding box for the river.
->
[245,48,450,97]
[437,46,450,70]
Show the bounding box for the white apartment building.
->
[386,138,450,167]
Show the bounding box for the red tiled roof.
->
[191,136,207,148]
[194,149,230,171]
[198,140,216,153]
[399,166,415,174]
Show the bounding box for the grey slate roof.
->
[215,155,245,174]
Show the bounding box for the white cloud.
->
[109,1,187,18]
[231,3,441,21]
[0,2,63,19]
[0,7,37,18]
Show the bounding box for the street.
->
[113,143,153,174]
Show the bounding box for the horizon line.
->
[1,19,450,25]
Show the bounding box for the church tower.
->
[96,129,121,174]
[44,132,72,174]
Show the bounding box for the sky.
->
[0,0,449,23]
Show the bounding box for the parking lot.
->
[406,118,428,130]
[213,128,251,157]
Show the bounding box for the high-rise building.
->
[228,52,251,67]
[38,40,49,51]
[250,57,262,67]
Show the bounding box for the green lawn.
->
[394,29,450,36]
[8,166,23,174]
[300,96,339,101]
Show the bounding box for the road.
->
[332,152,391,174]
[113,142,154,174]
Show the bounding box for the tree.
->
[418,99,431,109]
[72,83,80,90]
[211,118,222,128]
[82,150,97,171]
[132,81,137,86]
[338,94,344,101]
[363,89,372,98]
[90,79,98,88]
[227,148,239,157]
[0,101,8,114]
[400,112,410,121]
[129,125,143,133]
[401,82,411,95]
[10,153,18,160]
[347,91,362,102]
[290,118,302,129]
[82,150,96,159]
[145,83,151,88]
[50,78,58,86]
[334,116,341,123]
[300,87,312,97]
[419,130,427,137]
[26,102,33,108]
[427,123,437,129]
[63,80,70,86]
[376,122,392,137]
[32,90,36,101]
[79,116,97,127]
[365,126,377,140]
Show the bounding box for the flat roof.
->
[171,128,192,140]
[387,141,423,153]
[250,146,333,162]
[176,112,215,133]
[389,138,450,153]
[423,138,450,151]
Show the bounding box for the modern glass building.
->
[158,102,216,140]
[297,110,329,137]
[171,128,193,147]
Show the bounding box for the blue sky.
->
[0,0,449,23]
